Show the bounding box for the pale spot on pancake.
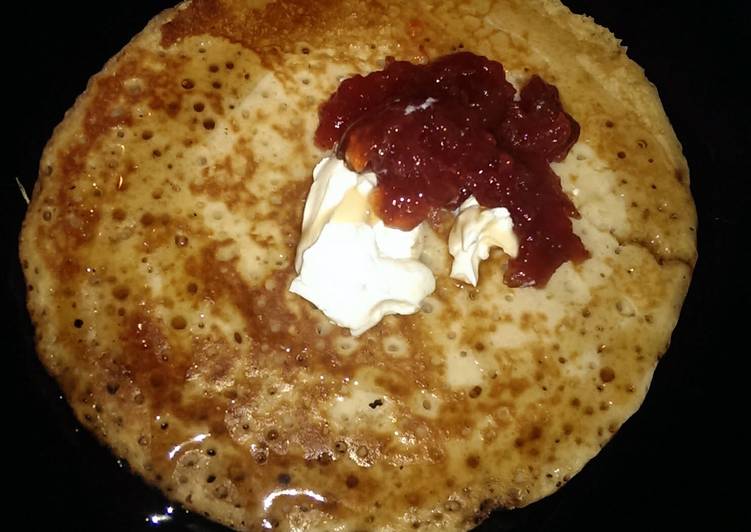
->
[554,143,629,236]
[484,322,536,349]
[444,351,484,389]
[139,256,165,296]
[200,200,275,283]
[545,263,593,307]
[248,219,288,263]
[418,225,451,275]
[562,347,601,379]
[616,297,636,317]
[383,335,409,358]
[328,386,394,433]
[411,389,442,419]
[313,318,336,337]
[206,306,248,343]
[335,336,360,356]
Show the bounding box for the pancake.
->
[19,1,696,530]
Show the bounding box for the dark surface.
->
[4,2,746,531]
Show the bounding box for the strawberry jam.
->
[315,52,588,287]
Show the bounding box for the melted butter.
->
[329,186,371,223]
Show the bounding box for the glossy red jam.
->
[315,52,588,287]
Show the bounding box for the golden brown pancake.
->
[19,1,696,530]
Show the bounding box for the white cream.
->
[448,196,518,286]
[291,158,520,333]
[404,97,437,115]
[290,157,434,336]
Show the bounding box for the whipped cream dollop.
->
[291,158,520,334]
[290,157,435,336]
[448,196,519,286]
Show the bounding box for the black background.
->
[4,2,747,531]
